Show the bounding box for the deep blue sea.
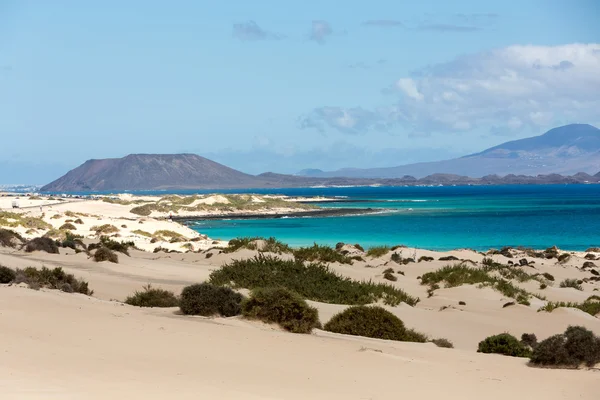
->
[51,185,600,251]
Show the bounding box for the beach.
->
[1,193,599,398]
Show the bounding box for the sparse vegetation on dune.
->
[88,237,134,255]
[90,224,119,235]
[559,278,583,290]
[420,263,538,303]
[125,284,179,307]
[59,222,77,231]
[324,306,427,342]
[222,236,292,254]
[293,243,352,264]
[0,228,24,248]
[132,229,152,237]
[0,265,16,283]
[6,266,92,295]
[92,247,119,263]
[209,255,418,306]
[0,211,51,230]
[242,287,321,333]
[538,300,600,317]
[366,246,390,258]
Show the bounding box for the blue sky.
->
[1,0,599,183]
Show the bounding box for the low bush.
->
[383,271,397,281]
[366,246,390,258]
[242,287,320,333]
[530,326,600,368]
[130,204,154,216]
[418,256,434,262]
[209,255,418,306]
[59,222,77,231]
[93,247,119,263]
[324,306,427,342]
[13,266,92,295]
[179,283,243,317]
[90,237,134,255]
[90,224,119,235]
[293,243,352,264]
[439,256,459,261]
[0,265,16,283]
[0,229,24,248]
[477,333,532,358]
[73,218,84,224]
[521,333,538,348]
[542,272,555,281]
[24,237,59,253]
[559,278,583,291]
[125,284,179,307]
[431,338,454,348]
[557,253,571,264]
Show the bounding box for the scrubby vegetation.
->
[383,268,397,281]
[179,283,243,317]
[242,287,320,333]
[88,237,134,256]
[59,222,77,231]
[132,229,152,237]
[366,246,390,258]
[25,237,59,254]
[125,284,179,307]
[439,255,459,261]
[420,263,537,303]
[477,333,532,358]
[0,211,51,230]
[521,333,538,349]
[431,338,454,348]
[323,306,427,342]
[418,256,434,262]
[0,228,24,248]
[92,247,119,263]
[530,326,600,368]
[222,236,291,254]
[538,300,600,317]
[90,224,119,235]
[209,255,418,306]
[557,253,571,264]
[293,243,352,264]
[9,266,92,295]
[0,265,16,283]
[559,278,583,291]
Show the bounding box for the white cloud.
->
[309,20,333,44]
[301,43,600,135]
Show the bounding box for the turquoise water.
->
[182,185,600,251]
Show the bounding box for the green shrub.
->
[557,253,571,264]
[431,338,454,348]
[179,283,243,317]
[0,229,24,248]
[366,246,390,258]
[477,333,531,358]
[530,326,600,368]
[93,236,134,255]
[130,204,154,216]
[242,287,320,333]
[542,272,555,281]
[125,284,178,307]
[222,237,257,253]
[13,266,92,295]
[73,218,84,224]
[59,223,77,231]
[25,237,59,253]
[559,278,582,291]
[383,271,397,281]
[439,256,459,261]
[324,306,426,342]
[390,252,402,263]
[0,265,16,283]
[209,255,418,306]
[93,247,119,263]
[418,256,434,262]
[222,236,292,254]
[293,243,352,264]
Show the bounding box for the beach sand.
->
[1,195,599,398]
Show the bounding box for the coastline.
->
[174,207,378,221]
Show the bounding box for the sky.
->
[1,0,599,184]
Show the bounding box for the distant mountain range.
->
[298,124,600,179]
[41,124,600,191]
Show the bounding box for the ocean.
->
[179,185,600,251]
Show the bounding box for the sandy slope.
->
[1,285,598,400]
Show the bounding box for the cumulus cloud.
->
[309,20,333,44]
[233,21,282,41]
[301,43,600,136]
